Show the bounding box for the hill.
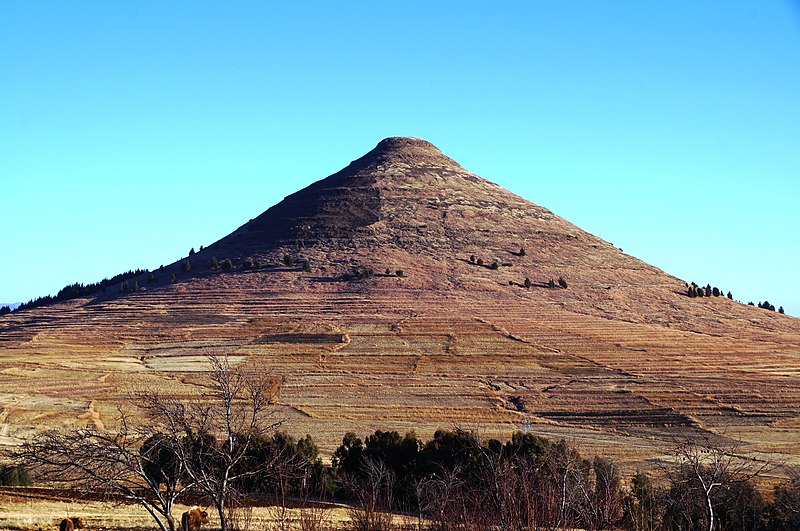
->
[1,137,799,471]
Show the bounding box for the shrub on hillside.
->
[349,267,374,280]
[0,465,32,486]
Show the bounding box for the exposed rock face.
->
[1,137,799,469]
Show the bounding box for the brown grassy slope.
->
[1,137,799,473]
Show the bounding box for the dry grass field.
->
[1,137,799,479]
[0,488,418,531]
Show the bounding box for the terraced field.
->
[1,137,798,474]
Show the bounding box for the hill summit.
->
[1,137,799,470]
[212,136,644,296]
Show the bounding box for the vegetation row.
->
[688,282,784,313]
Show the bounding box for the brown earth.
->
[1,137,799,473]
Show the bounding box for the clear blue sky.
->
[2,2,799,316]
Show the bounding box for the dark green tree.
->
[779,306,785,314]
[558,276,568,288]
[332,432,364,478]
[283,254,294,267]
[302,259,311,272]
[209,256,219,269]
[524,278,532,288]
[770,472,800,530]
[549,278,556,288]
[181,260,191,272]
[0,465,32,486]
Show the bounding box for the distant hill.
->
[0,303,19,310]
[1,137,799,472]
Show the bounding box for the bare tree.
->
[344,455,396,531]
[297,479,332,531]
[139,355,283,531]
[18,411,191,531]
[669,437,770,531]
[19,356,282,531]
[772,467,800,529]
[541,439,584,531]
[417,464,466,531]
[576,456,624,530]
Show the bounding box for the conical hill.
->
[1,137,798,470]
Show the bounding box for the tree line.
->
[13,268,148,312]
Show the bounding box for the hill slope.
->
[1,137,799,469]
